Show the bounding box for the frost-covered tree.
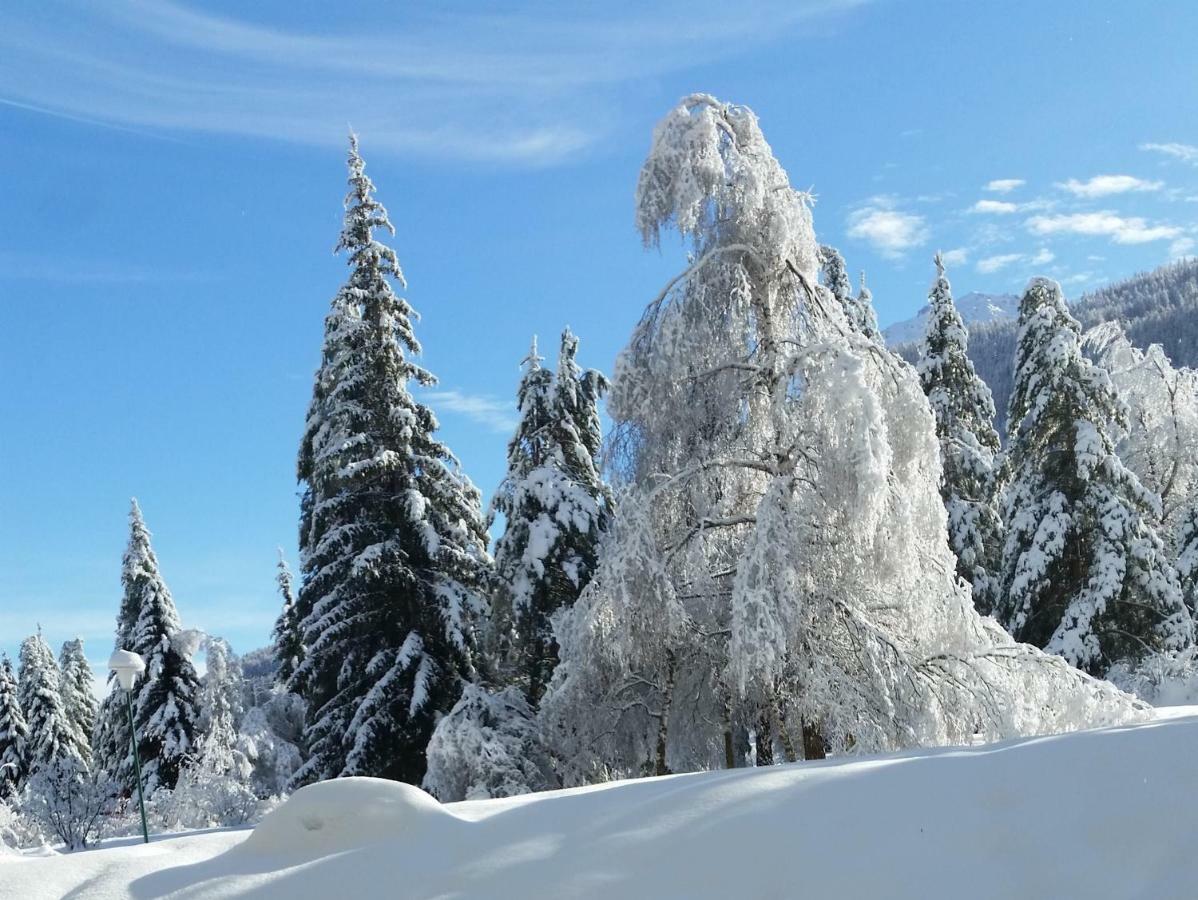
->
[818,246,881,343]
[917,253,1003,613]
[1083,322,1198,546]
[853,271,883,343]
[113,505,203,794]
[196,638,249,781]
[57,640,96,767]
[1177,505,1198,615]
[541,95,1144,785]
[18,633,78,774]
[271,550,303,686]
[488,332,611,705]
[291,135,490,786]
[23,757,118,851]
[0,657,28,800]
[423,684,554,802]
[997,278,1193,674]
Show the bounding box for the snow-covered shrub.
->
[238,690,304,798]
[23,757,118,851]
[1108,647,1198,706]
[424,684,555,802]
[152,758,262,831]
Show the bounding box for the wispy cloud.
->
[1057,175,1163,198]
[845,197,928,258]
[1025,211,1181,245]
[1173,237,1197,258]
[0,0,869,166]
[984,179,1025,194]
[976,253,1023,274]
[940,247,969,267]
[424,390,517,435]
[971,199,1019,215]
[1141,142,1198,165]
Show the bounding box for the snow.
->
[6,710,1198,898]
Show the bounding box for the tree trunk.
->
[654,649,676,777]
[754,712,774,766]
[722,690,736,769]
[801,718,827,760]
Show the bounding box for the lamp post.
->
[108,649,149,845]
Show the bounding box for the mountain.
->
[893,259,1198,437]
[883,291,1019,346]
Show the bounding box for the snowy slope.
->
[884,291,1019,346]
[5,711,1198,899]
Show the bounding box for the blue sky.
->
[2,0,1197,677]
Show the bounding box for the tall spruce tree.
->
[997,278,1193,674]
[489,332,611,705]
[817,246,881,342]
[18,632,77,774]
[0,655,28,799]
[93,500,156,782]
[58,639,97,765]
[272,550,303,685]
[853,271,883,343]
[291,135,490,786]
[916,253,1003,613]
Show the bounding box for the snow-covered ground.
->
[5,709,1197,899]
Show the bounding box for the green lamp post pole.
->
[109,649,149,845]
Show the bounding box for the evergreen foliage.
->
[271,550,303,686]
[291,135,490,786]
[0,657,28,800]
[916,253,1003,612]
[57,639,97,766]
[488,332,611,705]
[17,632,77,774]
[997,278,1193,674]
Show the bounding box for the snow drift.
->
[4,711,1197,898]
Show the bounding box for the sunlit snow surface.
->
[6,709,1197,899]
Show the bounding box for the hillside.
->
[894,259,1198,435]
[5,710,1197,899]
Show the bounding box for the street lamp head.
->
[108,649,146,691]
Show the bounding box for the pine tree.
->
[93,499,157,782]
[997,278,1193,674]
[291,135,490,786]
[488,332,610,705]
[854,271,883,343]
[196,638,249,780]
[818,246,881,341]
[272,550,303,685]
[0,656,28,799]
[18,632,78,774]
[130,583,202,793]
[58,639,97,766]
[1177,505,1198,615]
[917,253,1003,613]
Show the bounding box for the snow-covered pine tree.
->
[817,246,882,342]
[1177,505,1198,615]
[916,253,1003,613]
[195,638,250,781]
[0,656,28,800]
[271,550,303,686]
[291,135,490,786]
[18,632,78,774]
[488,333,610,705]
[120,505,202,793]
[542,95,1142,785]
[58,639,97,766]
[93,499,157,782]
[997,278,1193,674]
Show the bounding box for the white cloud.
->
[1056,175,1163,198]
[940,247,969,267]
[0,1,871,166]
[1172,237,1196,258]
[1141,142,1198,165]
[984,179,1025,193]
[845,200,928,258]
[1030,248,1055,265]
[1025,211,1181,245]
[425,389,517,434]
[976,253,1023,274]
[971,199,1019,214]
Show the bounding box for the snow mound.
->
[238,776,456,857]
